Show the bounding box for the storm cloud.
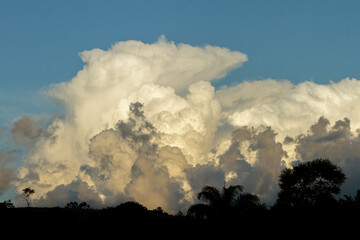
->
[4,37,360,211]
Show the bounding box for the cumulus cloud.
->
[9,36,247,212]
[126,155,185,211]
[36,180,103,208]
[4,37,360,210]
[186,164,225,195]
[218,126,285,202]
[294,117,360,196]
[219,78,360,141]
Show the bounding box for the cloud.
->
[294,117,360,196]
[10,115,57,147]
[17,38,242,210]
[218,126,285,202]
[70,35,248,95]
[216,78,360,200]
[4,37,360,210]
[186,164,225,194]
[83,103,156,201]
[36,180,103,208]
[0,150,17,196]
[219,78,360,141]
[125,155,185,212]
[82,103,187,211]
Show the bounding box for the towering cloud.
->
[8,37,246,211]
[4,37,360,211]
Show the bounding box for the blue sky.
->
[1,0,360,122]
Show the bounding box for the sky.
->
[1,0,360,123]
[1,0,360,211]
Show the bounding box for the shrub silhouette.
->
[114,201,148,219]
[65,201,91,209]
[0,200,14,209]
[339,189,360,211]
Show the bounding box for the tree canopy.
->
[187,184,263,219]
[275,158,346,208]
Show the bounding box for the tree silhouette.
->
[275,158,346,208]
[0,200,14,209]
[65,201,91,209]
[187,185,262,219]
[115,201,148,219]
[234,192,265,215]
[339,189,360,211]
[22,187,35,207]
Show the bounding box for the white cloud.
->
[219,78,360,141]
[5,37,360,210]
[9,37,245,212]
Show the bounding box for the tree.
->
[0,200,14,209]
[65,201,91,209]
[275,159,346,208]
[22,187,35,207]
[187,185,262,219]
[234,193,265,215]
[187,203,212,220]
[339,189,360,210]
[115,201,148,219]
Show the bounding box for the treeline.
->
[1,159,360,234]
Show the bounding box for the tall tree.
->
[276,159,346,208]
[22,187,35,207]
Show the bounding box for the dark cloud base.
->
[4,114,360,213]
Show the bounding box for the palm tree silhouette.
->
[187,185,262,219]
